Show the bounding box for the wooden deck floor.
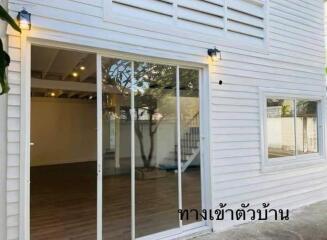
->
[31,162,201,240]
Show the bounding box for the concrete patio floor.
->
[192,200,327,240]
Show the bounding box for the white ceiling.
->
[31,46,96,83]
[31,46,97,99]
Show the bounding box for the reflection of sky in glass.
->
[104,59,132,90]
[135,81,149,95]
[135,62,152,95]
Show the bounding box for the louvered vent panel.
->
[227,0,266,44]
[112,0,174,23]
[108,0,267,46]
[177,0,225,35]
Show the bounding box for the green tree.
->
[0,5,21,95]
[102,60,198,168]
[133,62,176,168]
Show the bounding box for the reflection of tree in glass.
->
[297,100,318,153]
[267,99,293,117]
[102,59,132,122]
[134,62,176,168]
[297,100,317,117]
[180,68,199,97]
[102,60,198,168]
[103,59,132,95]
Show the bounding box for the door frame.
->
[20,37,212,240]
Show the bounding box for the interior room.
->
[30,46,98,239]
[30,45,202,240]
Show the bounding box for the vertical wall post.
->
[131,61,136,240]
[177,66,182,228]
[172,0,178,24]
[103,0,113,21]
[223,0,228,34]
[19,31,31,240]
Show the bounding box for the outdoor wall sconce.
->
[17,9,31,30]
[208,47,222,62]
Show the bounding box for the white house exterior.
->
[0,0,326,240]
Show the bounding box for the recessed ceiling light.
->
[72,72,78,77]
[80,66,86,71]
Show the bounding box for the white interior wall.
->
[30,97,97,166]
[102,95,200,168]
[28,94,199,168]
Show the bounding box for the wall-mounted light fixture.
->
[208,47,221,62]
[17,9,31,30]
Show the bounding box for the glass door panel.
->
[99,56,204,239]
[180,68,202,225]
[134,62,179,238]
[102,57,132,240]
[30,46,98,240]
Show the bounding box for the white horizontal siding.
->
[4,0,326,238]
[325,1,327,53]
[0,39,7,240]
[210,30,325,231]
[6,33,21,240]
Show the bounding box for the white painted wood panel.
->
[7,155,20,167]
[226,0,266,42]
[104,0,268,46]
[112,0,174,24]
[5,28,22,240]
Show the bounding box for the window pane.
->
[296,100,318,155]
[180,68,202,225]
[102,57,132,240]
[267,99,295,158]
[134,62,179,237]
[31,47,97,240]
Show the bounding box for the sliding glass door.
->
[102,57,132,240]
[180,68,202,225]
[134,62,179,238]
[99,56,204,240]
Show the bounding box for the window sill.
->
[261,155,327,174]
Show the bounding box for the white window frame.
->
[260,89,326,172]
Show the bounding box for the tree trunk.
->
[134,110,157,169]
[135,112,148,167]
